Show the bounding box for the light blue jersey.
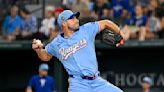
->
[45,22,99,76]
[45,10,123,92]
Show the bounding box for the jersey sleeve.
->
[82,21,100,39]
[27,77,35,88]
[45,41,57,57]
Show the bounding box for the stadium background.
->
[0,0,164,92]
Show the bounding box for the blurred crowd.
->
[0,0,164,42]
[0,5,63,42]
[62,0,164,41]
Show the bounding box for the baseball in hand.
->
[36,40,42,45]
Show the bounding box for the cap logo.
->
[61,16,65,21]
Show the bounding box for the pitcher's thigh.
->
[69,78,91,92]
[94,78,123,92]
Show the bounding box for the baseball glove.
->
[101,29,124,47]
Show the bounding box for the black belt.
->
[69,73,99,80]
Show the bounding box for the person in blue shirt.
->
[32,10,125,92]
[26,64,56,92]
[19,7,37,40]
[122,5,148,41]
[109,0,131,25]
[110,0,130,17]
[3,5,22,41]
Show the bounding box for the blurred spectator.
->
[148,0,158,13]
[19,7,37,40]
[122,5,148,41]
[62,0,76,9]
[157,17,164,38]
[91,0,110,19]
[140,0,158,18]
[2,5,22,41]
[54,8,64,19]
[70,0,97,25]
[146,12,160,39]
[26,64,57,92]
[39,6,55,39]
[48,7,65,41]
[145,0,164,39]
[141,77,154,92]
[71,0,90,18]
[110,0,130,24]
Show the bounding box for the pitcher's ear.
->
[61,22,65,29]
[62,21,67,27]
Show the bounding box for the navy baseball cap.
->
[39,64,49,71]
[57,10,80,27]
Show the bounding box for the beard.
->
[68,25,79,32]
[68,21,80,32]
